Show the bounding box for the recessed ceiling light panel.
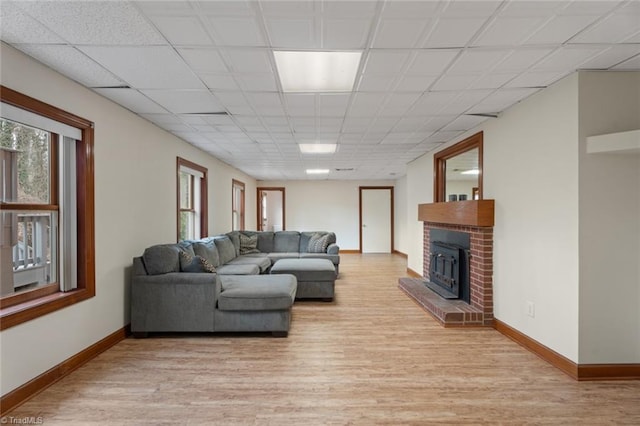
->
[274,51,362,92]
[299,143,337,154]
[306,169,330,175]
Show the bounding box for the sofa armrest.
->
[327,243,340,255]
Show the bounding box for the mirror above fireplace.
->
[433,132,483,203]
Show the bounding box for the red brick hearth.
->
[399,201,495,327]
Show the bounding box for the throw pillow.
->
[239,233,261,255]
[179,251,216,273]
[308,233,330,253]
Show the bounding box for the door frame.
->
[256,187,286,232]
[359,186,394,253]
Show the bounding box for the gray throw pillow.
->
[179,251,216,273]
[239,233,261,255]
[142,244,181,275]
[308,233,330,253]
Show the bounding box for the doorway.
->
[257,187,285,232]
[359,186,394,253]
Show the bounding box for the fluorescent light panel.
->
[306,169,330,175]
[299,143,337,154]
[274,51,362,92]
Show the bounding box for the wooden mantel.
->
[418,200,495,227]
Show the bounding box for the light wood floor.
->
[8,254,640,425]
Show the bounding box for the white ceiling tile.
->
[195,1,255,16]
[441,114,490,131]
[200,74,239,90]
[94,88,168,114]
[406,50,460,75]
[142,89,225,113]
[225,105,255,115]
[207,17,265,46]
[348,93,385,116]
[448,49,511,74]
[0,2,66,44]
[421,116,458,131]
[260,1,314,16]
[532,46,606,71]
[79,46,204,89]
[364,51,411,74]
[324,1,378,18]
[470,73,518,89]
[236,74,278,91]
[442,1,501,18]
[17,1,165,45]
[395,75,438,92]
[379,93,421,116]
[262,116,290,126]
[560,1,621,16]
[368,118,400,133]
[580,45,640,69]
[246,92,282,107]
[357,74,397,92]
[473,17,548,46]
[504,70,569,88]
[318,94,350,117]
[322,19,372,49]
[134,1,195,14]
[225,49,273,73]
[140,113,183,126]
[493,48,555,73]
[381,1,441,18]
[393,117,429,132]
[14,45,123,88]
[266,18,315,49]
[523,15,599,45]
[372,19,430,48]
[570,11,640,43]
[424,18,487,48]
[342,118,373,132]
[432,74,480,91]
[408,92,459,115]
[467,88,540,113]
[440,89,493,115]
[284,94,316,116]
[177,48,227,72]
[613,53,640,70]
[149,16,213,45]
[500,1,568,17]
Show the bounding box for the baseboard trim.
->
[494,320,640,381]
[1,325,129,415]
[392,250,407,258]
[494,319,578,380]
[406,267,422,278]
[340,249,361,254]
[577,364,640,381]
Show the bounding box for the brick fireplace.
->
[399,200,495,327]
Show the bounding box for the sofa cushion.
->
[256,231,274,253]
[239,233,260,255]
[271,258,336,281]
[226,231,241,256]
[299,252,340,266]
[274,231,300,253]
[308,233,330,253]
[228,255,271,273]
[214,236,237,265]
[299,232,315,253]
[218,275,297,311]
[179,251,216,273]
[216,264,260,275]
[192,239,220,267]
[142,244,182,275]
[267,252,300,263]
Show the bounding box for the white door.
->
[361,189,391,253]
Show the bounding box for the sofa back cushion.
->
[192,239,221,267]
[300,232,336,253]
[142,244,182,275]
[274,231,300,253]
[214,236,237,265]
[226,231,241,256]
[256,231,274,252]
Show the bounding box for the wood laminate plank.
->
[5,254,640,424]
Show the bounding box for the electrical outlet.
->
[526,301,535,318]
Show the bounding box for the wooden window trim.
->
[176,157,208,241]
[433,131,483,203]
[232,179,245,231]
[0,85,95,331]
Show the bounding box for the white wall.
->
[446,180,477,201]
[578,71,640,363]
[394,176,409,255]
[0,43,256,396]
[257,180,394,250]
[406,74,581,361]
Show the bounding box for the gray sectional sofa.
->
[130,231,339,337]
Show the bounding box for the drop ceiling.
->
[1,0,639,180]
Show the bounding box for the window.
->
[177,158,207,241]
[232,179,245,231]
[0,86,95,331]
